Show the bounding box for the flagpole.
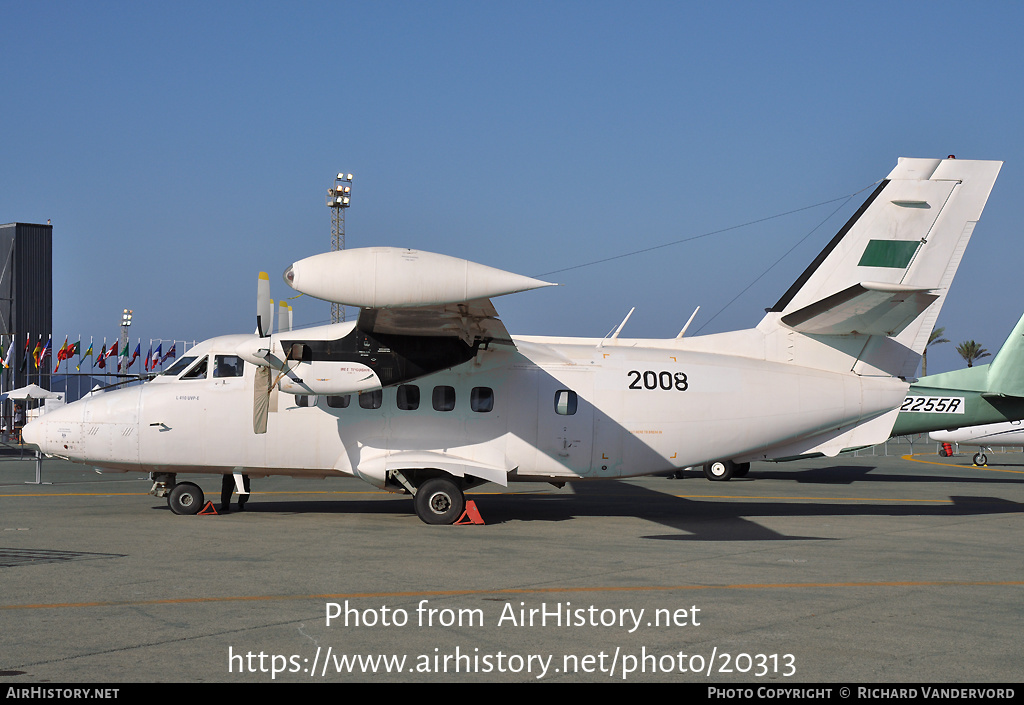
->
[44,335,51,391]
[85,337,94,394]
[1,336,6,434]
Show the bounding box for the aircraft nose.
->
[21,417,43,449]
[20,401,87,457]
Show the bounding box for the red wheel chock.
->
[455,500,485,525]
[198,501,219,515]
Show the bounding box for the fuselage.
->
[24,324,908,488]
[930,421,1024,448]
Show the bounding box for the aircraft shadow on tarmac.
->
[534,480,1023,541]
[155,467,1024,541]
[705,463,1024,486]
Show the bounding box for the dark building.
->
[0,222,53,390]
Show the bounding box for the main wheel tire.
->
[703,460,735,481]
[414,477,466,525]
[168,482,205,515]
[733,462,751,478]
[973,452,988,466]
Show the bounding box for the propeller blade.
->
[257,272,272,337]
[278,300,291,333]
[253,365,271,434]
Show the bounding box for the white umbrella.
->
[2,384,64,401]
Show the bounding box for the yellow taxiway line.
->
[901,453,1024,474]
[3,580,1023,611]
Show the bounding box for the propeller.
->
[253,272,274,434]
[248,274,301,434]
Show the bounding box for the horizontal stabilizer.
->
[781,282,937,336]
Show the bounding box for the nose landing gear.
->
[151,473,206,515]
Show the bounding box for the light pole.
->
[120,309,132,374]
[327,173,353,323]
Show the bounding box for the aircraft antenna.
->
[327,172,353,323]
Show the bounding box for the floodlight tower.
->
[327,173,353,323]
[120,309,132,372]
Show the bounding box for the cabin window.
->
[296,395,318,407]
[165,356,197,377]
[180,357,208,380]
[432,386,456,412]
[213,355,244,378]
[554,390,577,416]
[470,387,494,413]
[359,389,382,410]
[397,385,420,411]
[327,395,351,408]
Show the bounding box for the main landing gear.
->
[413,476,466,525]
[389,470,473,525]
[151,473,206,515]
[702,460,750,481]
[973,451,989,466]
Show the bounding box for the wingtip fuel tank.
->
[284,247,555,308]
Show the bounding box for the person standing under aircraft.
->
[220,473,251,512]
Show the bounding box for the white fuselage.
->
[25,327,907,488]
[930,421,1024,448]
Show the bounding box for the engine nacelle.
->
[277,361,381,395]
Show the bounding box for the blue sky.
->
[3,1,1023,375]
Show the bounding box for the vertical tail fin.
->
[913,310,1024,396]
[763,157,1002,378]
[982,312,1024,397]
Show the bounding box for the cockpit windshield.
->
[181,357,208,380]
[163,356,197,377]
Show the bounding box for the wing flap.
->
[357,298,514,345]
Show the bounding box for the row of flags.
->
[1,334,178,375]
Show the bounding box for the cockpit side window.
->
[180,356,209,380]
[213,355,245,378]
[163,356,197,377]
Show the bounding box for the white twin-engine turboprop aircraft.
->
[24,157,1002,523]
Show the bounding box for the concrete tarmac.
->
[1,452,1021,683]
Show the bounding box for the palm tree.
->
[921,326,949,376]
[955,340,991,368]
